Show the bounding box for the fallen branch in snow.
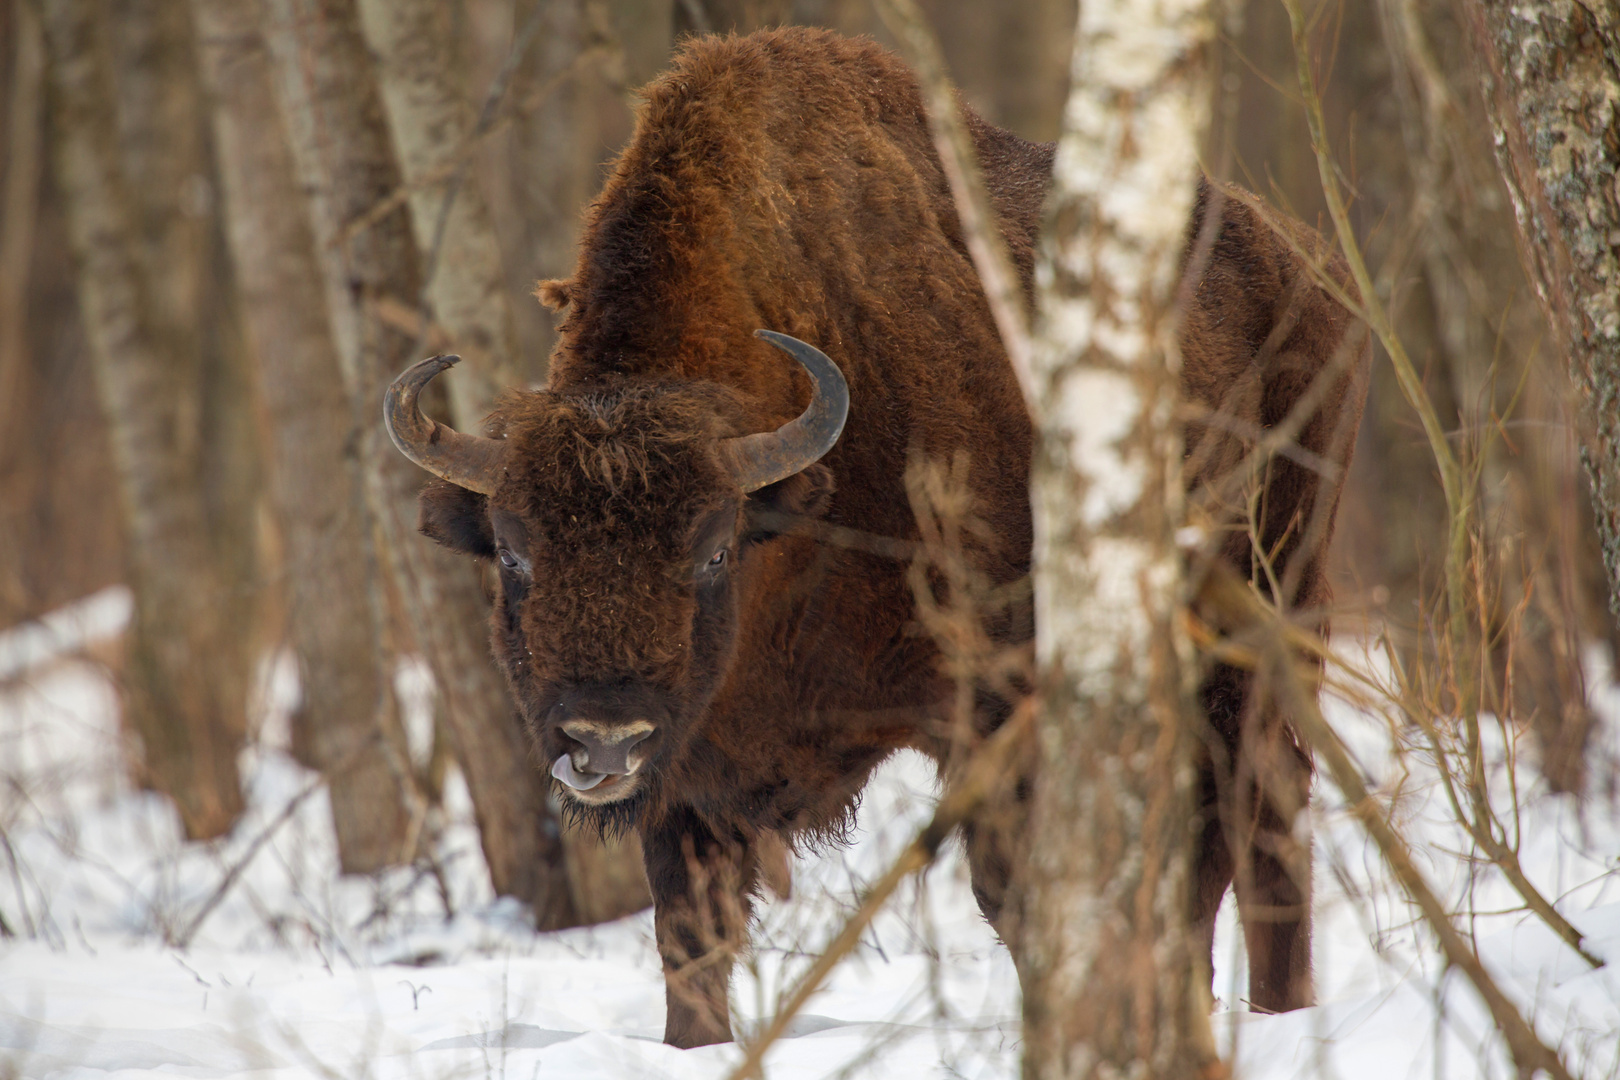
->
[1196,561,1577,1080]
[169,773,327,949]
[724,700,1035,1080]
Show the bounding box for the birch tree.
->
[41,0,246,839]
[191,0,412,874]
[262,0,578,923]
[1018,0,1222,1074]
[1462,0,1620,630]
[357,0,649,920]
[354,0,519,426]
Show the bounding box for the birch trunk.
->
[506,0,596,371]
[1018,0,1220,1075]
[672,0,790,35]
[0,0,44,447]
[41,0,245,839]
[191,0,413,874]
[104,0,266,753]
[354,0,519,427]
[358,0,649,920]
[1461,0,1620,630]
[262,0,579,923]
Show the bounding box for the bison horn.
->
[383,354,506,496]
[719,330,849,492]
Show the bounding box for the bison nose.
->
[559,720,655,777]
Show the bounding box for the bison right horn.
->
[718,330,850,493]
[383,354,507,496]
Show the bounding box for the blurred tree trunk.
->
[672,0,789,35]
[1367,0,1595,791]
[0,0,43,464]
[358,0,649,918]
[1462,0,1620,636]
[105,0,266,745]
[355,0,519,426]
[502,0,633,373]
[40,0,245,839]
[0,0,125,631]
[1018,0,1220,1076]
[262,0,580,925]
[0,0,46,624]
[191,0,414,874]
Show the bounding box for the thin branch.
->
[1198,563,1577,1080]
[170,773,327,949]
[0,0,45,439]
[333,42,609,253]
[1277,0,1470,654]
[724,702,1035,1080]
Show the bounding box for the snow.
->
[3,592,1620,1078]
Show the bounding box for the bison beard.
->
[389,28,1368,1049]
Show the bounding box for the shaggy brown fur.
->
[416,27,1368,1047]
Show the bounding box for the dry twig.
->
[724,702,1034,1080]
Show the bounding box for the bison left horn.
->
[383,354,507,496]
[719,330,849,493]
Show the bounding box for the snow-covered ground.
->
[3,587,1620,1078]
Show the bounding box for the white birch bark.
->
[355,0,520,427]
[261,0,581,922]
[191,0,414,874]
[357,0,650,920]
[1019,0,1221,1075]
[40,0,246,839]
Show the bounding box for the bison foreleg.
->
[642,807,759,1048]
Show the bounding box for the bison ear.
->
[743,463,834,540]
[418,479,496,558]
[535,278,573,311]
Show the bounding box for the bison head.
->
[383,331,847,826]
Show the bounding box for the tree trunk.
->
[360,0,650,924]
[40,0,245,839]
[1,0,43,457]
[190,0,414,874]
[1018,0,1221,1076]
[672,0,790,36]
[1461,0,1620,632]
[104,0,266,764]
[261,0,579,924]
[354,0,519,427]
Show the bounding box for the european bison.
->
[385,27,1367,1047]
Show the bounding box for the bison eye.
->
[708,549,726,568]
[498,547,520,571]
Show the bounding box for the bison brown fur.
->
[406,27,1368,1048]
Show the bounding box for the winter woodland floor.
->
[3,586,1620,1079]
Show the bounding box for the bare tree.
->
[40,0,246,839]
[191,0,414,874]
[355,0,520,426]
[262,0,578,923]
[672,0,790,36]
[358,0,649,918]
[1461,0,1620,631]
[1017,0,1222,1074]
[0,0,43,455]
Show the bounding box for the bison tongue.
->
[551,753,608,791]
